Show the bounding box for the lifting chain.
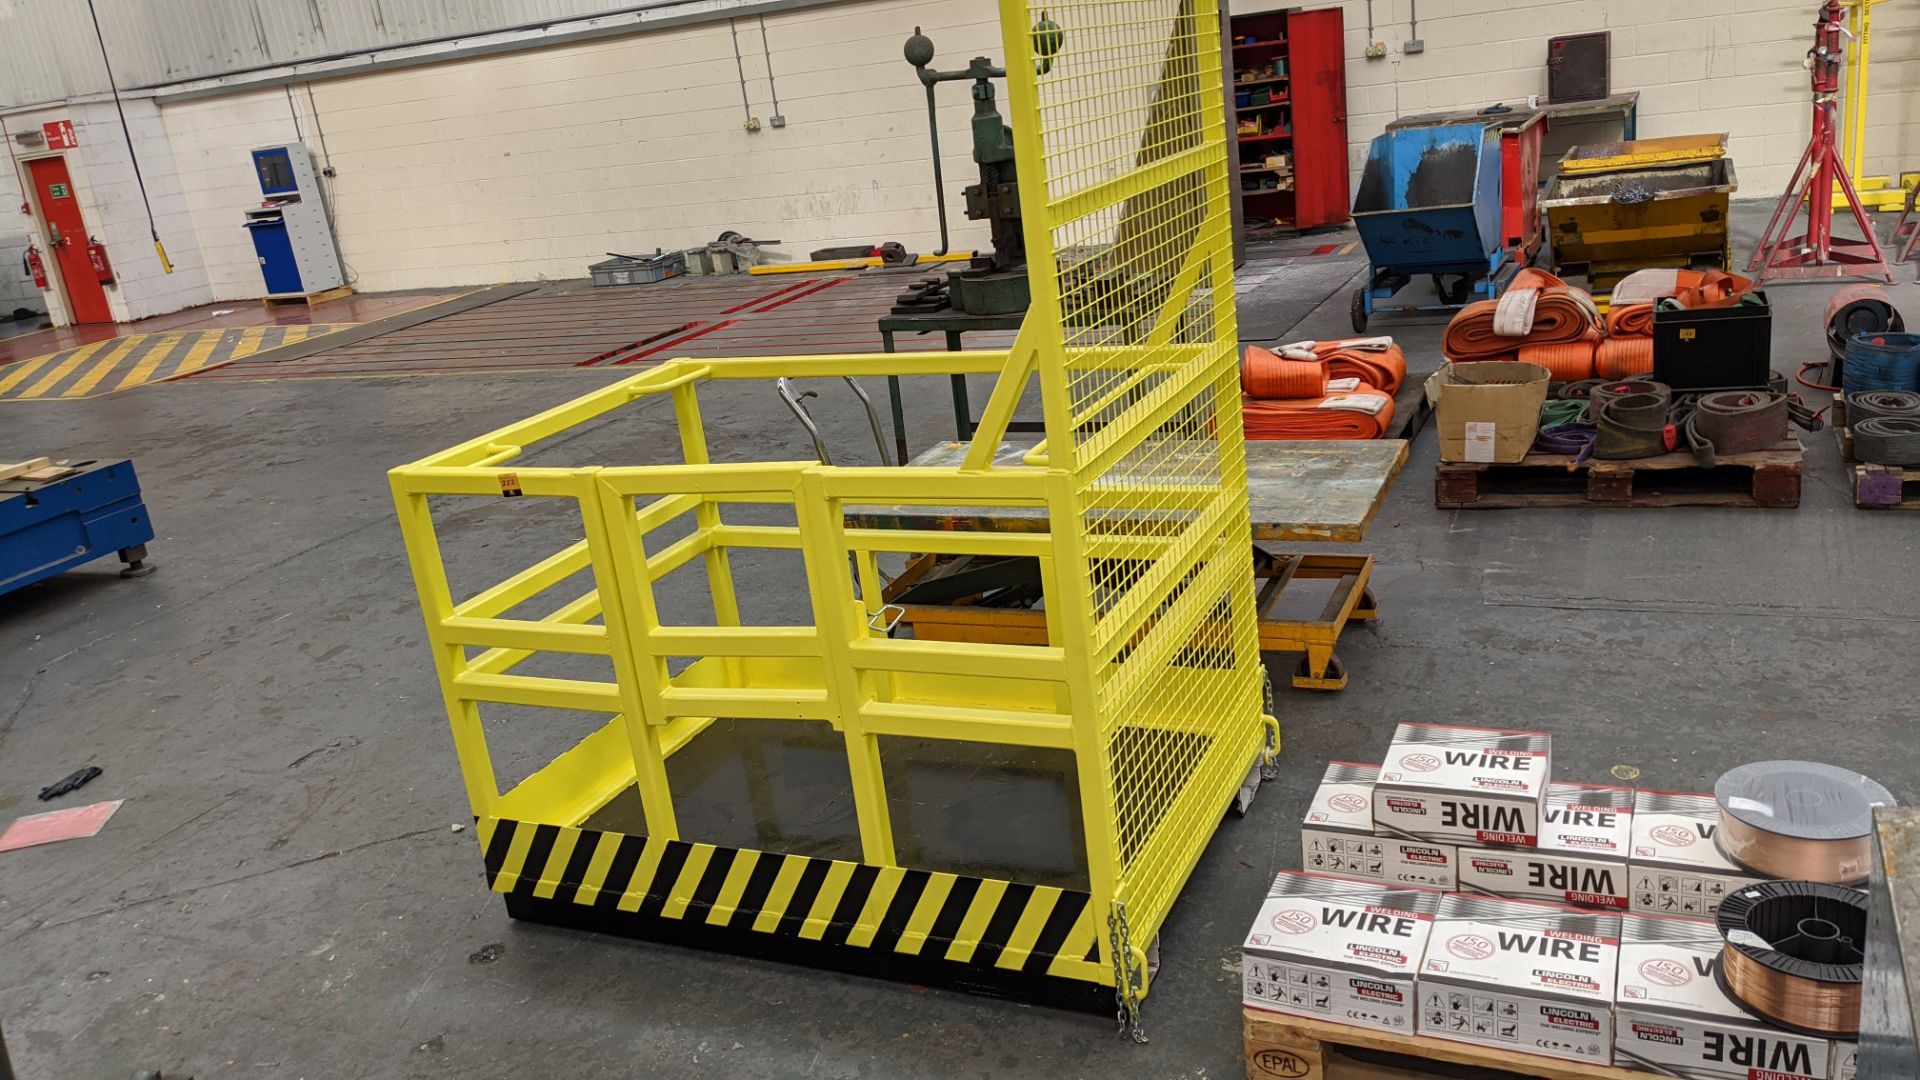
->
[1259,669,1281,782]
[1107,902,1148,1043]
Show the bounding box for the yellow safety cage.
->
[390,0,1275,1023]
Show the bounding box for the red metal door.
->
[27,157,113,324]
[1284,8,1350,229]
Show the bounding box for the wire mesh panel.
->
[998,0,1263,953]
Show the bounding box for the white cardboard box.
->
[1457,781,1633,909]
[1628,790,1768,918]
[1302,761,1458,889]
[1419,893,1618,1066]
[1614,912,1831,1079]
[1242,871,1439,1035]
[1374,723,1551,847]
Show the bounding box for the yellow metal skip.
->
[1558,134,1725,176]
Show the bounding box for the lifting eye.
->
[1032,14,1064,75]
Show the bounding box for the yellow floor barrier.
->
[391,0,1276,1025]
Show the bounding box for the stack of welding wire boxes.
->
[1243,722,1857,1078]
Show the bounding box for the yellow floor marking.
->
[171,331,224,376]
[226,325,269,361]
[172,321,361,380]
[0,288,536,398]
[113,331,187,392]
[63,334,147,398]
[18,340,111,399]
[0,353,59,397]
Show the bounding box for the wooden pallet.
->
[0,456,79,483]
[1434,438,1802,509]
[1852,462,1920,509]
[262,283,354,308]
[1834,419,1920,508]
[1244,1009,1637,1080]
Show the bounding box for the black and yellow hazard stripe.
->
[477,817,1109,1009]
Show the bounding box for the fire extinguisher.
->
[22,245,47,290]
[86,237,114,285]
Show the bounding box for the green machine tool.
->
[900,26,1053,317]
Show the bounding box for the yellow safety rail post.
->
[1833,0,1911,211]
[389,0,1273,1026]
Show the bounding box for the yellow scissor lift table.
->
[851,438,1407,691]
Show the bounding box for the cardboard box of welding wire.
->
[1428,361,1551,464]
[1456,781,1633,909]
[1372,722,1551,847]
[1614,912,1833,1079]
[1628,789,1767,918]
[1301,761,1458,889]
[1242,871,1438,1034]
[1418,893,1618,1065]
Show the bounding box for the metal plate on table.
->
[844,438,1408,543]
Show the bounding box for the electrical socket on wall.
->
[1366,41,1387,58]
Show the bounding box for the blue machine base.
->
[1,459,157,597]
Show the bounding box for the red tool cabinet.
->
[1226,6,1351,236]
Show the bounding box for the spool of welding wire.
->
[1715,881,1866,1037]
[1714,761,1895,885]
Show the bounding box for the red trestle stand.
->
[1748,0,1893,284]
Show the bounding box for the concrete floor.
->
[3,205,1919,1079]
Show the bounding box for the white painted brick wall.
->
[161,89,314,302]
[160,0,1006,292]
[0,161,39,319]
[1257,0,1920,200]
[89,0,1919,297]
[73,99,214,322]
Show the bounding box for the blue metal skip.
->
[1352,124,1503,275]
